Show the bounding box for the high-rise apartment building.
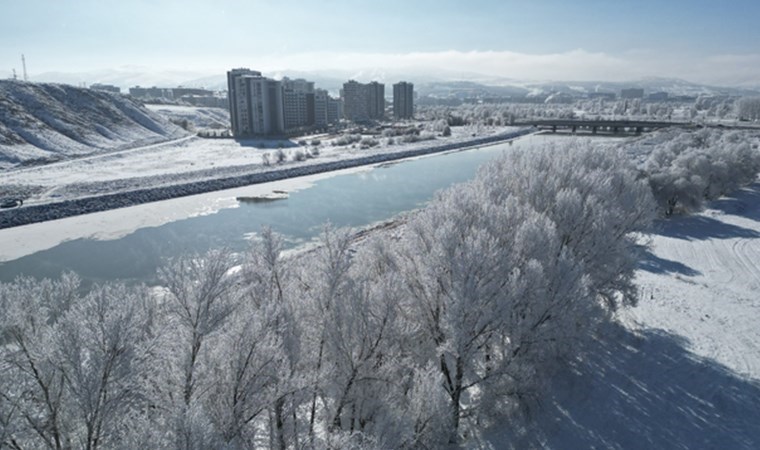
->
[282,78,315,130]
[314,89,329,127]
[393,81,414,119]
[342,80,369,122]
[327,97,343,124]
[227,68,284,136]
[367,82,385,119]
[342,80,385,122]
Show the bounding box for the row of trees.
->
[417,96,760,127]
[632,129,760,215]
[1,141,657,449]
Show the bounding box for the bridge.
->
[513,119,692,134]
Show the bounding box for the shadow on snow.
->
[652,215,760,241]
[711,183,760,222]
[637,249,702,277]
[492,323,760,449]
[234,138,300,149]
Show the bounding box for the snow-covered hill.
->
[0,80,188,170]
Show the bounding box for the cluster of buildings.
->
[125,85,227,108]
[228,68,415,137]
[227,68,344,136]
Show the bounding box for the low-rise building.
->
[90,83,121,94]
[621,88,645,99]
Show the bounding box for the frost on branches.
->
[18,133,760,448]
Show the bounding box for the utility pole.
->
[21,54,28,81]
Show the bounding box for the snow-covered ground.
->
[145,104,230,130]
[492,184,760,448]
[1,125,524,206]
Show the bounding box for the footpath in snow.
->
[493,183,760,448]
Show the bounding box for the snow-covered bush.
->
[333,134,362,146]
[359,137,379,149]
[292,150,307,161]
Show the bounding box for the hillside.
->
[0,80,188,170]
[146,104,230,130]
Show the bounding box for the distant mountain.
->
[521,77,760,98]
[23,68,760,99]
[0,80,188,170]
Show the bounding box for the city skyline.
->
[1,0,760,87]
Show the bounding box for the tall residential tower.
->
[393,81,414,120]
[342,80,385,122]
[227,69,285,136]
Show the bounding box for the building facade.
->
[227,68,261,135]
[228,68,341,136]
[227,68,285,136]
[327,97,343,124]
[91,83,121,94]
[314,89,329,127]
[342,80,385,122]
[128,86,172,99]
[392,81,414,119]
[621,88,645,99]
[282,78,316,130]
[367,82,385,119]
[342,80,369,122]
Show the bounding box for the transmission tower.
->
[21,54,28,81]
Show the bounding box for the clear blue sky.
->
[1,0,759,85]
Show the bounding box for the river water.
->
[0,135,609,285]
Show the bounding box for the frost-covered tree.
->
[238,228,303,450]
[477,142,655,308]
[393,180,597,443]
[54,283,157,450]
[737,97,760,121]
[0,274,79,450]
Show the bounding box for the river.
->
[0,134,618,285]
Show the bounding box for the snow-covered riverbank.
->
[0,127,532,229]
